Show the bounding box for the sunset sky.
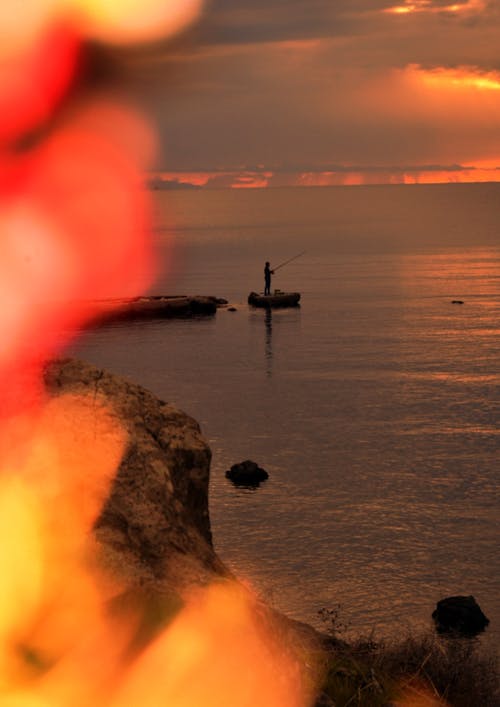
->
[134,0,500,187]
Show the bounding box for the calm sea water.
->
[72,184,500,639]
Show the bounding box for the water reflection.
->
[265,309,273,377]
[397,248,500,303]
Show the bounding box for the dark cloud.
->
[193,0,500,63]
[195,0,384,46]
[132,0,500,173]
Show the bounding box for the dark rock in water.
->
[93,295,218,326]
[215,297,228,306]
[432,595,489,636]
[228,307,237,312]
[226,460,269,486]
[451,300,464,304]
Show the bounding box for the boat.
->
[248,291,301,308]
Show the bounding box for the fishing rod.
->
[272,250,306,272]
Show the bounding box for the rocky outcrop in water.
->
[226,459,269,486]
[432,595,489,636]
[43,358,227,596]
[93,295,218,325]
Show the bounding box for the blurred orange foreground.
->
[0,2,313,707]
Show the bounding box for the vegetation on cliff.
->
[315,622,498,706]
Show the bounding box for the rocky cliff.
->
[43,358,227,597]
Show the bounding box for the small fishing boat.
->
[248,291,301,308]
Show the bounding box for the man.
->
[264,261,274,295]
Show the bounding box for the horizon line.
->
[147,166,500,189]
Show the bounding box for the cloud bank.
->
[133,0,500,180]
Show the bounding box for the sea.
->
[71,183,500,640]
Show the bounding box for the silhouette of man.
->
[264,261,274,295]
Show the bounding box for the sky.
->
[131,0,500,186]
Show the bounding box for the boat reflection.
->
[265,308,273,378]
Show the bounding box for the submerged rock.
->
[432,595,489,636]
[43,358,227,596]
[225,459,269,486]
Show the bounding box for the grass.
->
[316,630,499,707]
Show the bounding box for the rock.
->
[432,595,489,636]
[228,307,237,312]
[43,358,228,596]
[451,300,464,304]
[93,295,217,325]
[225,460,269,486]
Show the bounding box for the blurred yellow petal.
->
[0,694,52,707]
[0,479,44,643]
[67,0,204,45]
[111,583,307,707]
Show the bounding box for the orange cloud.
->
[416,65,500,92]
[295,166,500,186]
[335,62,500,161]
[384,0,485,15]
[231,173,272,188]
[154,165,500,188]
[156,171,273,189]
